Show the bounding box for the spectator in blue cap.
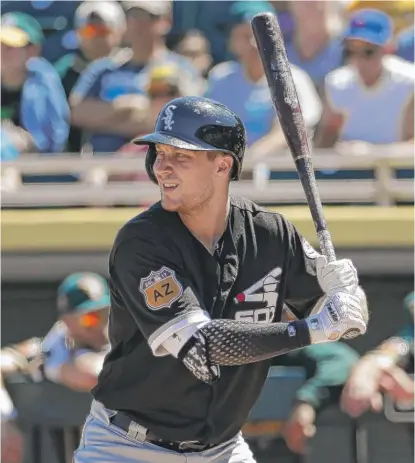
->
[1,12,69,159]
[316,9,414,149]
[206,1,322,161]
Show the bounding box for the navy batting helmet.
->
[132,96,246,183]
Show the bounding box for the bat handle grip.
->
[317,229,336,263]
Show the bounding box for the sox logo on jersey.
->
[234,267,282,324]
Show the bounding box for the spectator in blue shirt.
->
[55,1,127,153]
[206,1,322,160]
[70,0,204,154]
[284,1,345,90]
[1,12,69,160]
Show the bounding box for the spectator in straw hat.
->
[1,12,69,158]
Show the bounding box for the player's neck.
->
[179,196,230,255]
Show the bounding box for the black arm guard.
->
[178,319,311,383]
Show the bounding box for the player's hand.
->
[283,402,316,454]
[340,359,384,417]
[306,291,367,344]
[1,420,24,463]
[316,256,358,296]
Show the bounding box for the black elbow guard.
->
[178,331,220,384]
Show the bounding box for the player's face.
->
[153,144,232,213]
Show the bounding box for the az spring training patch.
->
[140,267,183,310]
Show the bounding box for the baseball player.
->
[73,96,368,463]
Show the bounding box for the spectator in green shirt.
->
[272,335,359,454]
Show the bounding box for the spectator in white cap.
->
[69,0,203,154]
[54,1,127,152]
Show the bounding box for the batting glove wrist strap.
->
[306,291,367,344]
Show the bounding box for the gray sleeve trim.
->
[148,310,211,357]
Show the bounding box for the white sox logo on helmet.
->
[161,105,177,131]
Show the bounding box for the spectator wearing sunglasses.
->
[1,272,110,463]
[55,1,127,153]
[70,0,203,154]
[315,9,414,150]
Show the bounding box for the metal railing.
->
[1,147,413,208]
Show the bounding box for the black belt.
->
[110,412,216,453]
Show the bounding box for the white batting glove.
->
[316,256,358,296]
[306,290,368,344]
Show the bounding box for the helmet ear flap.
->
[145,145,158,184]
[231,155,241,181]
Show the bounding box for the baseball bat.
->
[251,12,336,262]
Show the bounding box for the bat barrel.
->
[251,12,336,262]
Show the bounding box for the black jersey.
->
[93,196,323,444]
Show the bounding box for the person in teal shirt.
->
[341,291,414,418]
[273,341,359,454]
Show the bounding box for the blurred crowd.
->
[1,0,414,164]
[1,272,413,462]
[1,2,413,462]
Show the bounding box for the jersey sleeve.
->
[280,216,325,318]
[109,225,211,357]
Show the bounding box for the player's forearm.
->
[176,319,311,383]
[173,290,366,384]
[200,319,311,365]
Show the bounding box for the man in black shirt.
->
[73,96,368,463]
